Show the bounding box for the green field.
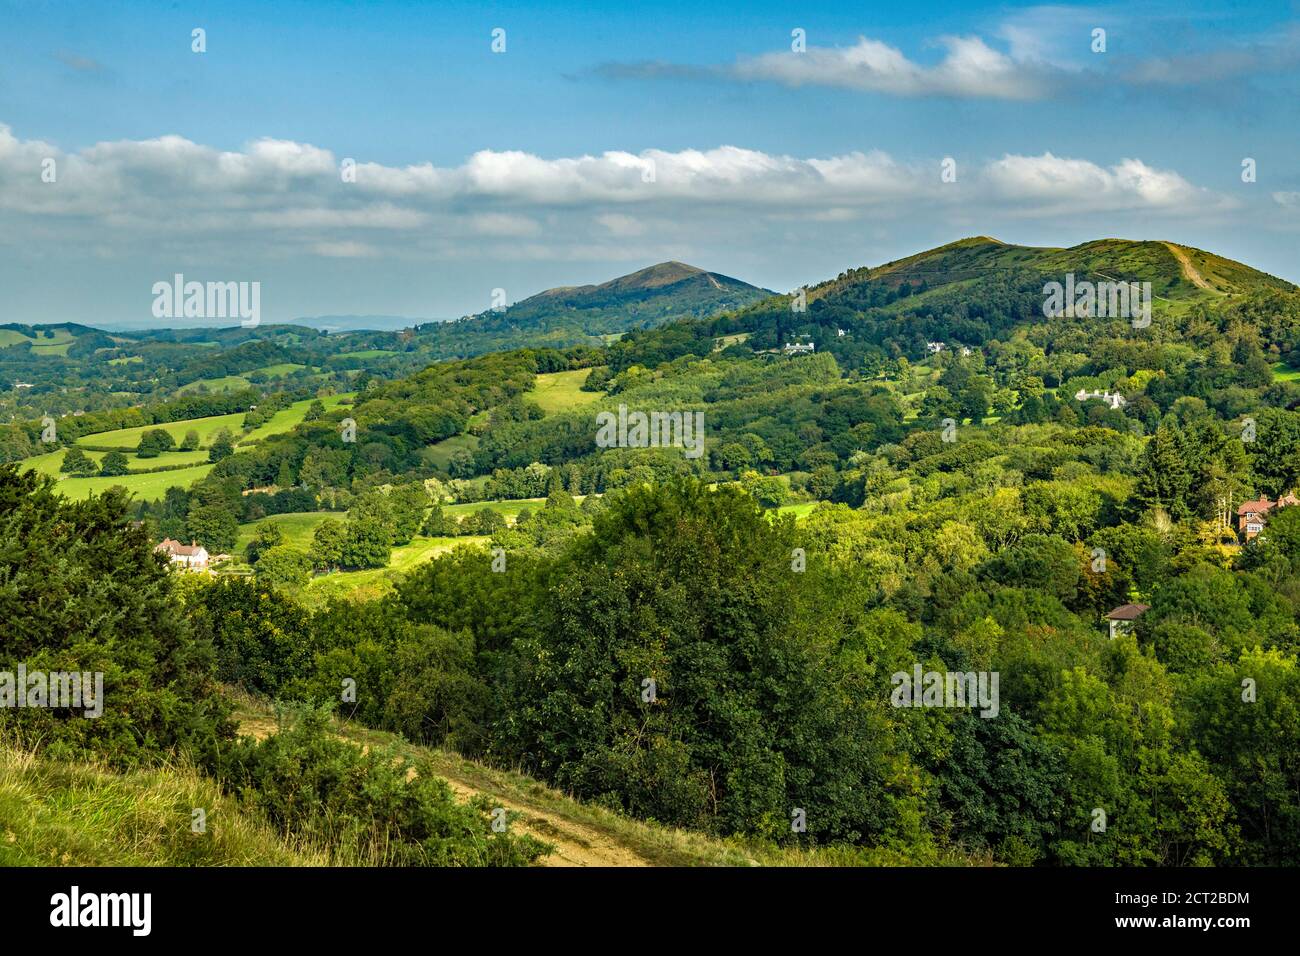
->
[19,393,356,503]
[444,497,546,521]
[235,498,542,559]
[337,349,398,360]
[240,393,352,445]
[30,334,76,356]
[22,447,210,477]
[235,511,336,555]
[71,393,353,451]
[47,463,216,502]
[1271,362,1300,383]
[529,368,602,415]
[178,375,251,394]
[0,327,75,355]
[302,536,489,604]
[422,432,479,470]
[775,501,821,520]
[78,412,248,450]
[714,332,752,350]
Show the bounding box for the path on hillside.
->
[236,713,651,868]
[1163,241,1219,292]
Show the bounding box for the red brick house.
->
[1237,494,1300,541]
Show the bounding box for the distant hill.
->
[401,261,774,360]
[506,261,773,330]
[292,315,439,333]
[811,237,1297,305]
[605,236,1300,373]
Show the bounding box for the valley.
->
[6,235,1300,870]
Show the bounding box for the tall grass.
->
[0,735,332,866]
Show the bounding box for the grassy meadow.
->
[529,368,602,415]
[19,393,355,502]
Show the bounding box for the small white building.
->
[1074,388,1127,410]
[926,341,945,353]
[783,340,815,355]
[156,538,210,570]
[1104,603,1149,639]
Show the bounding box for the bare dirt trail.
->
[435,775,649,868]
[1163,241,1219,292]
[235,714,651,868]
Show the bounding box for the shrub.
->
[215,705,549,866]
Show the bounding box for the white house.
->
[155,538,210,570]
[1104,603,1149,639]
[783,340,815,355]
[926,341,945,353]
[1074,388,1127,410]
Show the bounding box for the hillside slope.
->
[230,698,979,868]
[511,261,772,331]
[819,236,1295,304]
[0,740,329,866]
[398,261,773,360]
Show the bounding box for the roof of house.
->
[1105,603,1150,621]
[1237,494,1300,515]
[156,538,206,557]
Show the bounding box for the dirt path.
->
[235,714,650,868]
[435,775,649,868]
[1163,241,1219,292]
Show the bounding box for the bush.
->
[209,429,236,463]
[255,545,312,590]
[136,428,176,459]
[467,507,507,535]
[59,447,97,476]
[99,450,130,477]
[0,466,234,767]
[422,505,460,537]
[215,705,549,866]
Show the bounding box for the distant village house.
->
[1074,388,1127,410]
[155,538,210,571]
[1104,603,1149,639]
[1237,494,1300,541]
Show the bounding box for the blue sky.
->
[1,0,1298,325]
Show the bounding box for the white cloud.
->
[312,240,380,258]
[0,123,1233,270]
[734,35,1050,99]
[981,153,1222,214]
[596,213,646,237]
[597,14,1300,102]
[468,213,541,236]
